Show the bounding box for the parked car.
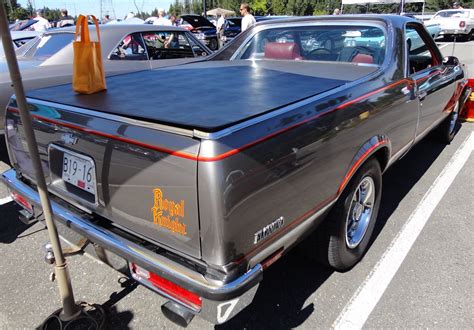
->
[427,8,474,40]
[8,19,38,31]
[0,24,212,130]
[2,15,470,326]
[180,14,219,50]
[0,30,41,58]
[222,16,287,44]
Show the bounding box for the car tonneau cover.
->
[26,61,362,132]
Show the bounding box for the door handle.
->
[418,91,427,101]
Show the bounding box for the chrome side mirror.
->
[442,56,460,66]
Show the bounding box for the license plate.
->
[62,152,96,194]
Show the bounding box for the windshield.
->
[227,25,386,65]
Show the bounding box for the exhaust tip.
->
[161,301,195,328]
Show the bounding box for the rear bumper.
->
[440,29,470,36]
[1,168,262,324]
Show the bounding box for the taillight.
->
[11,191,33,213]
[459,21,466,28]
[130,263,202,310]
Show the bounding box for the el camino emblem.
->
[151,188,187,236]
[60,133,78,145]
[254,216,285,244]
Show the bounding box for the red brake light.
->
[459,21,466,28]
[131,263,202,310]
[11,191,33,213]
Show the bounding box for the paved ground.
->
[0,40,473,329]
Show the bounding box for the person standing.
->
[216,13,226,48]
[57,9,75,28]
[240,3,255,32]
[31,9,50,32]
[153,9,172,26]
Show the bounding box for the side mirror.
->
[442,56,460,66]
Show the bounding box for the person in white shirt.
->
[216,13,226,48]
[153,8,172,26]
[31,9,50,32]
[240,3,256,32]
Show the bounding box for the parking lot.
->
[0,40,473,329]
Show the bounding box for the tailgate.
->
[5,99,202,259]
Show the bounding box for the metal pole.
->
[0,3,80,321]
[203,0,206,17]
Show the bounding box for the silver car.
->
[0,24,212,130]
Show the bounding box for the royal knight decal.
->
[151,188,187,236]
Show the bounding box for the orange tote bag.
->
[72,15,106,94]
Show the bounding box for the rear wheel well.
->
[372,147,389,173]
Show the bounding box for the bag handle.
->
[74,15,101,43]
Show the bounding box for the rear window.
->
[434,10,469,18]
[235,25,386,65]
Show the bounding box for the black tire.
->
[317,158,382,271]
[435,101,459,144]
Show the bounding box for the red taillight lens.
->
[459,21,466,28]
[131,263,202,310]
[11,191,33,213]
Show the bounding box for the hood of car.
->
[181,15,215,28]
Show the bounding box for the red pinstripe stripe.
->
[337,140,387,194]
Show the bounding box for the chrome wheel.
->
[449,102,459,135]
[345,176,375,248]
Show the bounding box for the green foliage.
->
[250,0,269,15]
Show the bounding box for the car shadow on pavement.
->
[371,134,448,247]
[101,278,138,329]
[0,201,41,243]
[217,135,449,329]
[216,249,333,329]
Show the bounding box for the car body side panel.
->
[198,75,417,266]
[5,102,202,258]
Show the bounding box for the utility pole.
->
[0,1,80,322]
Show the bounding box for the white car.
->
[428,9,474,40]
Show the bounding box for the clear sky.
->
[18,0,174,19]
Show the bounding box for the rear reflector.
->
[459,21,466,28]
[11,191,33,214]
[130,263,202,310]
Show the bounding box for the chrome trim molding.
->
[18,97,196,138]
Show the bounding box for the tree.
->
[269,0,288,14]
[250,0,269,15]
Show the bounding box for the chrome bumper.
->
[1,168,262,324]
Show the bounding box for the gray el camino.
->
[1,16,471,326]
[0,24,212,130]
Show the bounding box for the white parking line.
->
[333,132,474,329]
[0,196,13,205]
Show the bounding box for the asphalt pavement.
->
[0,40,473,329]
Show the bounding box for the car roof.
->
[45,24,188,35]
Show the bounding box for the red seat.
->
[352,53,374,64]
[264,42,303,60]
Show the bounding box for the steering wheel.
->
[308,48,332,55]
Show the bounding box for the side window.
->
[110,33,147,61]
[405,25,439,74]
[142,31,195,60]
[187,36,209,57]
